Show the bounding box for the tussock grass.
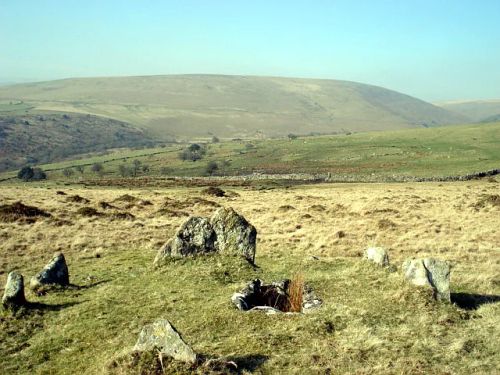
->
[0,182,499,374]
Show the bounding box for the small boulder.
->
[2,271,26,309]
[30,252,70,291]
[154,217,216,265]
[133,319,197,364]
[210,207,257,263]
[364,247,389,266]
[402,258,450,301]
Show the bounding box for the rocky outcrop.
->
[2,271,26,309]
[210,207,256,263]
[30,252,70,291]
[364,247,389,266]
[402,258,451,301]
[133,319,197,364]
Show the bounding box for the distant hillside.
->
[2,121,498,181]
[0,75,466,139]
[438,100,500,122]
[0,111,155,172]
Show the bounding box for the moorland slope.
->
[0,75,467,139]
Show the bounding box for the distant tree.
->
[132,159,142,177]
[32,168,47,180]
[211,136,220,143]
[179,143,207,162]
[288,133,298,140]
[18,166,47,181]
[91,162,104,175]
[62,168,74,178]
[75,165,85,174]
[17,166,34,181]
[206,161,219,176]
[118,164,131,177]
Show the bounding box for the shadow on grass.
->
[451,292,500,310]
[198,353,269,373]
[70,279,111,290]
[26,300,83,312]
[229,354,269,372]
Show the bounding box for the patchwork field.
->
[1,180,499,374]
[1,121,499,182]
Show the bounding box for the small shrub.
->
[17,166,34,181]
[206,161,219,176]
[91,163,104,175]
[62,168,74,178]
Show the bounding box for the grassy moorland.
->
[0,182,499,374]
[0,75,466,139]
[1,121,499,182]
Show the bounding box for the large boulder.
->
[210,207,257,263]
[2,271,26,309]
[30,252,70,291]
[133,319,197,364]
[364,247,389,266]
[154,217,216,265]
[402,258,451,301]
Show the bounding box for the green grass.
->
[2,250,497,374]
[2,121,499,182]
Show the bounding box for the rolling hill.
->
[0,110,154,172]
[0,75,467,140]
[438,100,500,122]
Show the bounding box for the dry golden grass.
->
[0,180,499,374]
[287,273,304,313]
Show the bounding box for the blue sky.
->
[1,0,499,101]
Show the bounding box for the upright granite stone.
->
[402,257,451,301]
[30,252,70,291]
[210,207,257,263]
[2,271,26,309]
[364,247,390,266]
[133,319,197,364]
[154,217,217,265]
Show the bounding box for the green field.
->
[2,121,499,183]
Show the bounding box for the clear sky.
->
[1,0,499,101]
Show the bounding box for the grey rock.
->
[364,247,390,266]
[154,217,216,265]
[210,207,257,263]
[154,207,257,266]
[133,319,197,364]
[2,271,26,309]
[30,252,69,291]
[402,258,451,301]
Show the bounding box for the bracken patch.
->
[0,201,51,223]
